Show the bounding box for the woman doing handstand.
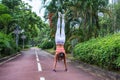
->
[53,12,67,72]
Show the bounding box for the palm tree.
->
[42,0,110,52]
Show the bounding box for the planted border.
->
[73,33,120,70]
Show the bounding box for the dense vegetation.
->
[73,33,120,71]
[0,0,49,57]
[0,32,16,57]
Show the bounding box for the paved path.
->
[0,47,104,80]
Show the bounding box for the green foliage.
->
[2,0,21,9]
[0,0,51,57]
[39,40,54,49]
[73,33,120,70]
[0,4,9,14]
[0,32,11,48]
[0,14,12,25]
[114,1,120,31]
[0,0,48,49]
[0,14,13,33]
[24,45,31,48]
[0,32,17,57]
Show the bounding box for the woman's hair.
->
[57,52,65,61]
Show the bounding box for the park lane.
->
[0,48,41,80]
[0,47,104,80]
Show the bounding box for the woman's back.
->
[56,44,65,54]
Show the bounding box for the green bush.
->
[0,32,17,57]
[24,45,31,48]
[73,33,120,70]
[39,40,54,49]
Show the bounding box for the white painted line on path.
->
[40,77,45,80]
[36,54,38,58]
[34,50,45,80]
[37,57,40,62]
[35,50,40,62]
[35,50,42,71]
[37,61,42,71]
[35,51,38,58]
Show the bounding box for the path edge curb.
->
[0,52,22,65]
[70,60,120,80]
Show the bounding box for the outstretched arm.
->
[64,53,67,71]
[53,53,57,72]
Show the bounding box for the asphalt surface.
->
[0,47,104,80]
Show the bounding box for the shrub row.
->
[73,33,120,70]
[0,32,17,57]
[39,40,54,49]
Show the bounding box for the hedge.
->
[0,32,17,57]
[39,40,54,49]
[73,33,120,70]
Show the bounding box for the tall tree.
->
[43,0,110,52]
